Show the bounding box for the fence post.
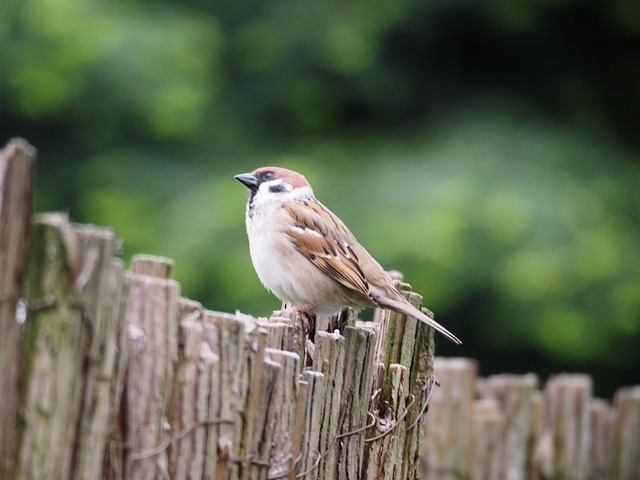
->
[614,386,640,480]
[470,399,504,480]
[0,138,36,480]
[541,374,592,480]
[336,326,377,479]
[421,357,478,479]
[120,255,180,480]
[589,398,615,480]
[312,330,346,478]
[15,213,119,479]
[482,373,539,480]
[168,298,205,479]
[365,284,437,480]
[66,224,124,479]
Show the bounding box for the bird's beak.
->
[235,173,259,189]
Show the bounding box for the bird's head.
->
[235,167,313,213]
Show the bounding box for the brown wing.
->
[282,198,370,298]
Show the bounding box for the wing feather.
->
[283,199,370,297]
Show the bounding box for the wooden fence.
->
[423,359,640,480]
[1,138,639,480]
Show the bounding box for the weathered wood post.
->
[481,373,539,480]
[366,283,437,479]
[421,357,477,479]
[18,213,88,479]
[16,213,122,479]
[469,398,504,480]
[312,330,347,478]
[336,326,377,478]
[168,298,205,479]
[589,398,615,480]
[59,222,125,479]
[0,138,36,479]
[614,386,640,480]
[536,374,592,480]
[119,255,180,480]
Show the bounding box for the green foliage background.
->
[2,0,639,395]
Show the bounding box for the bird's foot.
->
[272,302,316,317]
[272,304,316,331]
[291,302,317,315]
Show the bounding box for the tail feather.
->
[377,295,462,345]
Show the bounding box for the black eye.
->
[262,171,275,180]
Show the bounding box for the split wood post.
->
[589,399,614,480]
[296,370,326,479]
[482,373,539,480]
[537,374,592,480]
[312,330,347,479]
[336,326,377,479]
[104,266,133,480]
[613,386,640,480]
[178,309,221,479]
[18,213,84,480]
[364,363,411,478]
[121,255,180,480]
[400,303,437,480]
[469,399,504,480]
[366,282,436,480]
[242,349,282,480]
[421,357,477,480]
[247,356,280,480]
[67,224,125,479]
[168,298,204,480]
[0,138,35,479]
[235,318,270,480]
[17,213,119,479]
[264,349,300,479]
[200,310,245,479]
[528,390,545,480]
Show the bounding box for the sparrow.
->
[235,166,461,344]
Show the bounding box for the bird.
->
[235,166,461,345]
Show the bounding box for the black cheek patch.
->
[269,184,286,193]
